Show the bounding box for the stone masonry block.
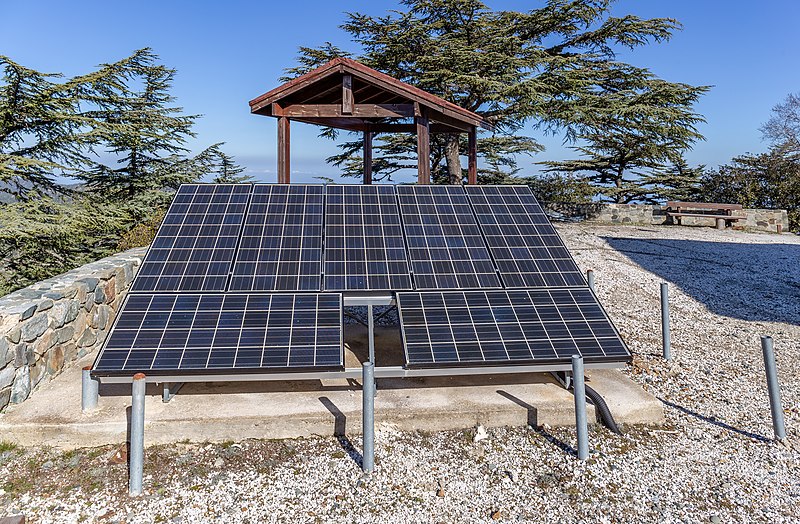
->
[21,314,48,342]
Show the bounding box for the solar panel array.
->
[397,185,500,290]
[94,293,343,373]
[397,289,627,367]
[465,185,585,288]
[324,185,412,291]
[131,184,249,292]
[230,185,323,292]
[95,183,630,377]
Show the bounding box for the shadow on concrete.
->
[497,389,578,457]
[603,236,800,325]
[319,396,363,468]
[495,390,538,427]
[660,398,770,443]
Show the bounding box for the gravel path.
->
[1,224,798,523]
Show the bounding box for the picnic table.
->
[666,201,746,230]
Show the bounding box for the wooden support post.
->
[363,129,373,184]
[416,110,430,184]
[468,126,478,185]
[277,116,290,184]
[342,75,354,115]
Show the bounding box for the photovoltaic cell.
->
[324,185,412,291]
[131,184,249,292]
[397,289,629,367]
[229,185,323,291]
[93,293,343,374]
[465,185,585,288]
[396,185,500,290]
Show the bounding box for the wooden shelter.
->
[249,58,490,184]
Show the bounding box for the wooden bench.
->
[666,201,746,230]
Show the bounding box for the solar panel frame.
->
[396,185,501,290]
[397,289,630,368]
[465,185,586,288]
[130,184,251,293]
[323,185,413,291]
[229,184,324,292]
[92,292,344,376]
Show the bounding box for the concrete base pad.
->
[0,325,664,449]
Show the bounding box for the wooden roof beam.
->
[274,103,415,119]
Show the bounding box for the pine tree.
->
[286,0,706,185]
[0,51,151,199]
[206,144,252,184]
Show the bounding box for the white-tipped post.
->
[362,361,375,473]
[660,283,671,361]
[587,269,595,293]
[81,366,99,412]
[129,373,146,495]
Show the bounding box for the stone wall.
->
[546,203,789,233]
[0,248,146,412]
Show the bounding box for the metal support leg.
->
[761,336,786,440]
[587,269,595,293]
[162,382,184,403]
[716,218,725,230]
[660,283,671,361]
[572,356,589,460]
[129,373,146,496]
[362,361,375,473]
[81,366,99,412]
[367,304,375,364]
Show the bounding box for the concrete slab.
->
[0,324,663,449]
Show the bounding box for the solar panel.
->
[324,185,412,291]
[396,185,501,290]
[465,185,585,288]
[397,289,629,367]
[93,293,343,374]
[229,185,323,291]
[131,184,250,292]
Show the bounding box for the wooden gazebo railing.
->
[249,58,491,184]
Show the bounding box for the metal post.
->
[367,304,375,364]
[761,336,786,440]
[129,373,146,495]
[660,282,671,361]
[572,356,589,460]
[587,270,595,293]
[362,361,375,473]
[81,366,99,412]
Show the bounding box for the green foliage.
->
[700,151,800,231]
[0,195,127,295]
[288,0,705,186]
[524,173,595,204]
[0,50,244,296]
[206,145,253,184]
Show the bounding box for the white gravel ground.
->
[1,224,799,523]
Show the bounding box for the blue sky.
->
[3,0,799,183]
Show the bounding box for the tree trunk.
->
[444,135,462,184]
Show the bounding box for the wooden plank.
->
[363,130,373,184]
[468,126,478,185]
[667,212,745,220]
[292,117,368,131]
[666,201,743,210]
[342,75,354,114]
[279,103,415,118]
[277,116,290,184]
[370,123,464,134]
[416,110,430,184]
[429,109,472,132]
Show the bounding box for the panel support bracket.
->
[162,382,184,403]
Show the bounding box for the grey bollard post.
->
[81,366,99,412]
[761,336,786,440]
[660,283,671,361]
[129,373,146,496]
[571,355,589,460]
[587,269,595,293]
[368,304,375,364]
[362,361,375,473]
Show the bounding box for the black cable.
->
[583,384,623,435]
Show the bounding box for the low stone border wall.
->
[546,203,789,233]
[0,247,146,412]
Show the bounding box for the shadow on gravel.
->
[496,390,579,457]
[660,398,771,442]
[319,396,364,468]
[603,236,800,325]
